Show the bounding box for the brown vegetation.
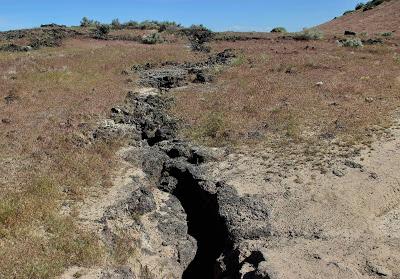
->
[0,6,400,276]
[0,38,197,278]
[172,37,400,149]
[318,0,400,35]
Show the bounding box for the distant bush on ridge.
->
[271,27,287,33]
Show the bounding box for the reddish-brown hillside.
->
[318,0,400,35]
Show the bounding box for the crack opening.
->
[169,170,231,279]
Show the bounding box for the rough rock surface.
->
[126,49,236,90]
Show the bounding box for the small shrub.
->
[0,43,32,52]
[293,29,324,41]
[271,27,287,33]
[343,10,354,16]
[80,17,101,28]
[138,20,159,30]
[394,54,400,64]
[141,32,163,44]
[355,3,365,10]
[231,53,246,66]
[381,32,393,37]
[158,21,182,32]
[202,112,225,139]
[182,25,214,52]
[363,0,385,11]
[94,24,110,39]
[124,20,139,29]
[111,18,121,30]
[338,38,364,48]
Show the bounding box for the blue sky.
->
[0,0,362,32]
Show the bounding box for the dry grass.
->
[1,25,399,277]
[318,0,400,36]
[172,37,400,148]
[0,38,198,278]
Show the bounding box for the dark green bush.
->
[381,32,393,37]
[141,32,163,44]
[80,17,97,27]
[271,27,287,33]
[182,25,214,52]
[355,3,365,10]
[363,0,385,11]
[94,24,110,39]
[111,18,121,30]
[338,38,364,48]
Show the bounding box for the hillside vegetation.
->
[0,10,399,278]
[318,0,400,35]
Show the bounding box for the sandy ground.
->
[205,119,400,278]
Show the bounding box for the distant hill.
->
[318,0,400,35]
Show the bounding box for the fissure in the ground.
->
[170,171,231,279]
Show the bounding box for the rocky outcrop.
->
[94,84,273,278]
[124,49,236,90]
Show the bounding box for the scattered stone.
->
[100,267,134,279]
[369,172,379,179]
[320,132,335,140]
[333,169,345,177]
[247,131,264,140]
[344,30,357,36]
[126,187,157,215]
[366,261,392,277]
[344,160,363,169]
[365,97,374,103]
[130,49,236,90]
[4,91,19,104]
[335,119,346,130]
[362,38,383,45]
[0,43,32,52]
[140,66,188,89]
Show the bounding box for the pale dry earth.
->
[205,118,400,278]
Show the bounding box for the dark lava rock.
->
[140,67,189,89]
[41,23,67,28]
[0,44,32,52]
[111,92,178,144]
[102,186,157,222]
[141,146,169,179]
[333,169,345,177]
[217,183,271,241]
[344,30,357,36]
[129,49,236,90]
[101,267,135,279]
[344,160,363,169]
[126,187,157,215]
[362,38,383,45]
[4,91,19,104]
